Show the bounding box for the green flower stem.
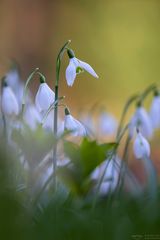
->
[143,156,157,202]
[1,79,7,140]
[116,94,139,140]
[53,40,71,187]
[115,134,131,195]
[92,124,129,209]
[40,96,65,126]
[137,83,157,105]
[21,67,39,115]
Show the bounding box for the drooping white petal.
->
[1,86,19,116]
[129,107,153,139]
[99,112,118,136]
[5,69,26,108]
[133,132,150,159]
[64,114,86,137]
[78,59,99,78]
[149,96,160,129]
[65,59,76,86]
[24,104,41,130]
[5,69,20,90]
[35,83,55,112]
[74,118,87,136]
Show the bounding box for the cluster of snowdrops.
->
[0,40,159,199]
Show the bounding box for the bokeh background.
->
[0,0,160,116]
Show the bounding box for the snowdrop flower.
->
[99,112,118,136]
[80,114,95,135]
[24,104,41,130]
[1,80,19,116]
[129,105,153,139]
[65,49,99,86]
[149,94,160,129]
[133,130,150,159]
[91,156,121,195]
[5,68,25,107]
[35,77,55,112]
[64,107,86,137]
[5,68,20,90]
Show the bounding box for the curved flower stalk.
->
[149,92,160,130]
[1,80,19,117]
[64,107,86,137]
[133,130,150,159]
[23,104,41,130]
[99,111,118,136]
[129,105,153,139]
[66,49,99,86]
[35,76,55,112]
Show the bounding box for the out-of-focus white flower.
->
[80,114,95,136]
[24,104,41,130]
[42,109,64,135]
[64,108,86,136]
[66,49,98,86]
[133,130,150,159]
[35,82,55,112]
[5,68,20,90]
[91,156,121,195]
[129,106,153,139]
[99,112,118,136]
[149,95,160,129]
[5,68,25,107]
[1,81,19,116]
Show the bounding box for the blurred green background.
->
[0,0,160,116]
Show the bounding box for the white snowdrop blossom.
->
[133,131,150,159]
[24,104,41,130]
[129,106,153,139]
[64,108,86,137]
[35,82,55,112]
[1,82,19,116]
[99,112,118,136]
[91,156,121,195]
[5,69,20,90]
[65,49,98,86]
[5,68,25,107]
[149,95,160,129]
[80,114,95,135]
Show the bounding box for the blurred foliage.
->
[0,134,160,239]
[0,142,160,240]
[58,138,117,196]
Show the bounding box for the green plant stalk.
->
[1,79,7,141]
[138,83,157,104]
[116,94,139,140]
[40,96,65,126]
[21,67,39,115]
[92,124,129,209]
[143,156,157,202]
[53,40,71,187]
[115,134,131,195]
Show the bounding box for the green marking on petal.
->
[76,66,84,74]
